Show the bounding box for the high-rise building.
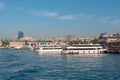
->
[18,31,24,40]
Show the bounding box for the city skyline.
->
[0,0,120,39]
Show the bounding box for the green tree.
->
[69,40,80,45]
[91,39,99,44]
[2,41,9,47]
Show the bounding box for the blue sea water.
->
[0,49,120,80]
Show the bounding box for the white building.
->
[20,37,36,41]
[0,40,2,46]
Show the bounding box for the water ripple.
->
[0,49,120,80]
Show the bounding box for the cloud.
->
[58,15,74,20]
[58,13,93,20]
[101,16,120,25]
[0,2,6,10]
[32,10,74,20]
[101,16,112,23]
[33,11,58,17]
[78,13,94,19]
[110,20,120,24]
[43,12,58,17]
[32,10,93,20]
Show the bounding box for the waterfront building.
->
[18,31,24,40]
[99,33,108,43]
[20,37,35,42]
[98,33,120,47]
[98,33,108,48]
[112,33,120,40]
[53,37,65,41]
[0,40,2,47]
[40,36,54,41]
[79,38,92,44]
[106,36,118,43]
[66,35,77,41]
[9,42,25,48]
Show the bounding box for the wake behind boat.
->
[15,45,34,50]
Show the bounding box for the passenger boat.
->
[61,44,104,55]
[36,47,63,53]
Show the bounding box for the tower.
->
[18,31,24,40]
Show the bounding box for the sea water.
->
[0,49,120,80]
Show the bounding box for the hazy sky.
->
[0,0,120,39]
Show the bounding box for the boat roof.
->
[73,44,101,47]
[40,47,62,48]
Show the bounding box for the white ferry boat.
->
[36,47,63,53]
[62,44,104,55]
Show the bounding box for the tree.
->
[91,39,99,44]
[69,40,80,45]
[2,41,9,47]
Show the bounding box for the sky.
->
[0,0,120,39]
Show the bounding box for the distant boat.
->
[61,44,104,55]
[36,46,63,54]
[15,45,34,50]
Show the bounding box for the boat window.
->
[54,48,62,49]
[88,51,90,53]
[83,51,85,53]
[43,48,53,50]
[97,48,102,50]
[42,48,61,50]
[63,48,67,50]
[65,48,96,50]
